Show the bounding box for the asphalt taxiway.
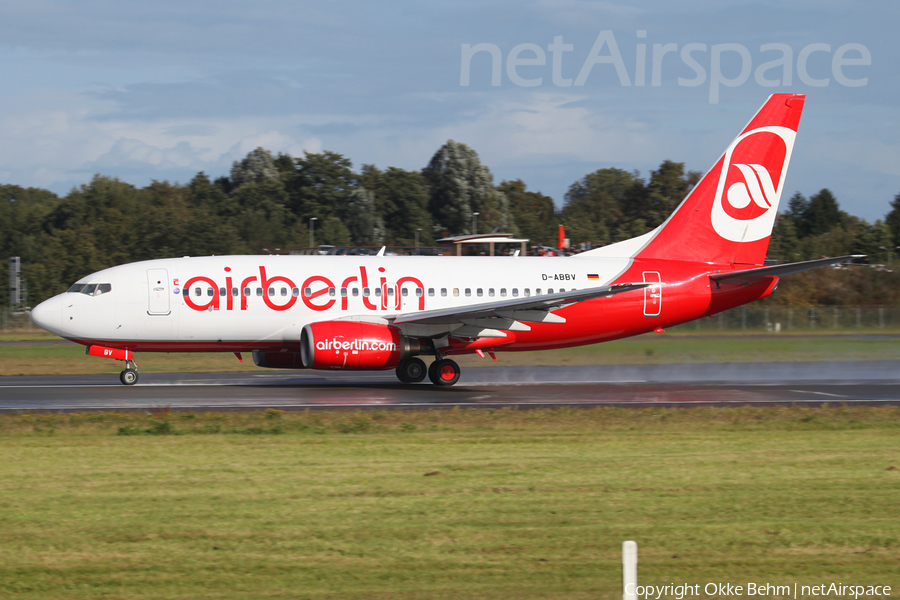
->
[1,361,899,412]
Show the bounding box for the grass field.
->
[2,332,900,377]
[1,406,898,599]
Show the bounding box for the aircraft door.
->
[381,281,400,310]
[642,271,662,317]
[147,268,171,315]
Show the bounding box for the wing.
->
[710,255,864,285]
[389,283,650,338]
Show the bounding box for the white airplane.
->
[30,94,858,386]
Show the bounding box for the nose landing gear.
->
[119,359,139,385]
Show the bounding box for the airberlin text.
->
[316,338,397,353]
[624,582,891,599]
[181,265,425,313]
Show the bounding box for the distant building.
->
[436,233,528,256]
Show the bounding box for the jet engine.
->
[300,321,422,370]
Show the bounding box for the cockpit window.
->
[67,283,112,296]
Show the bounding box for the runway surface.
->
[2,361,900,412]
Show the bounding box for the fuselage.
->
[31,253,775,354]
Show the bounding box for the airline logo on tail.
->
[710,126,796,242]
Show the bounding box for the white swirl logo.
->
[727,164,775,210]
[710,126,795,243]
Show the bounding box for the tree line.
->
[2,141,900,307]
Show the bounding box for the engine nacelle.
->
[300,321,420,370]
[252,350,305,369]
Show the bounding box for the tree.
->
[343,188,384,246]
[885,192,900,247]
[497,179,556,246]
[639,160,699,228]
[284,151,357,226]
[363,165,434,247]
[422,140,513,236]
[560,168,638,247]
[804,189,844,237]
[230,148,281,187]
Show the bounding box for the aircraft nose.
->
[31,295,63,334]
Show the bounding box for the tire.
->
[120,369,139,386]
[396,357,427,383]
[428,358,460,386]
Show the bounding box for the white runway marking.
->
[788,389,849,398]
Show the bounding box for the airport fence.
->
[2,305,900,334]
[668,305,900,333]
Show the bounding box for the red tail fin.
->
[637,93,805,266]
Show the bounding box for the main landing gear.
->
[428,358,461,387]
[395,356,461,386]
[395,357,427,383]
[119,359,139,386]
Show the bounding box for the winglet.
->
[376,246,386,257]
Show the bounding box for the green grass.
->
[2,333,900,376]
[1,407,898,599]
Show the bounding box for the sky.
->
[0,0,897,221]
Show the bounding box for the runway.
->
[2,361,900,412]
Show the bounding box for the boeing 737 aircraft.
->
[30,93,858,386]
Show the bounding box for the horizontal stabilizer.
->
[710,255,864,284]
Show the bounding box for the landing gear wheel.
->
[396,357,427,383]
[428,358,460,387]
[120,368,139,386]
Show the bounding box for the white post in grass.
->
[623,540,638,600]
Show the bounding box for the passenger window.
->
[415,288,422,297]
[428,288,435,296]
[524,289,530,297]
[194,287,201,297]
[267,288,274,297]
[341,288,347,297]
[441,288,447,297]
[387,288,394,296]
[464,288,471,297]
[500,288,507,297]
[477,288,483,297]
[232,288,238,297]
[303,287,311,297]
[281,288,288,297]
[536,288,541,295]
[292,288,299,297]
[256,288,263,296]
[489,288,495,297]
[453,288,459,297]
[219,288,226,297]
[352,288,359,297]
[512,288,519,297]
[243,288,250,297]
[375,288,382,297]
[401,288,408,297]
[548,288,554,294]
[328,287,335,296]
[363,288,370,296]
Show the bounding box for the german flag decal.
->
[587,274,599,281]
